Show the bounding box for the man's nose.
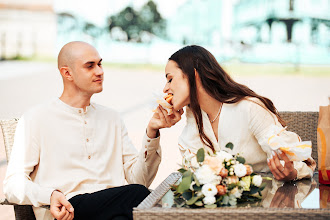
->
[96,66,104,76]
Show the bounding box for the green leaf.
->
[195,201,204,206]
[225,142,234,150]
[182,191,193,201]
[193,185,202,192]
[197,148,205,163]
[249,186,259,195]
[186,196,200,205]
[204,204,217,209]
[227,183,237,190]
[177,171,192,193]
[262,176,273,181]
[236,156,246,164]
[178,168,187,173]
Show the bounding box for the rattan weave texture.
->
[133,207,330,220]
[280,111,319,168]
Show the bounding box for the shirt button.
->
[84,121,87,124]
[78,110,82,113]
[86,138,89,142]
[88,156,91,159]
[147,139,150,142]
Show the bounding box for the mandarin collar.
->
[55,98,95,115]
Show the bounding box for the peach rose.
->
[244,165,253,176]
[225,176,239,185]
[204,156,223,174]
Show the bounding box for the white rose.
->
[201,183,218,197]
[203,196,216,205]
[216,150,233,163]
[230,187,243,198]
[234,163,247,177]
[252,175,263,187]
[195,165,221,185]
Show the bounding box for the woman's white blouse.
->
[178,98,315,179]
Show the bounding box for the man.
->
[3,41,183,220]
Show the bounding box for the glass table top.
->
[156,173,330,209]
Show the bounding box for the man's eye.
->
[98,63,102,66]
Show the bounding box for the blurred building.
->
[167,0,223,46]
[232,0,330,63]
[0,0,56,59]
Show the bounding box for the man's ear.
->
[59,66,73,81]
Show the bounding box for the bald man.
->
[3,41,183,220]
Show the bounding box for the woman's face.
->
[163,60,190,110]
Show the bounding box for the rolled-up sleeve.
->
[121,119,161,187]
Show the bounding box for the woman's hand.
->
[146,105,183,138]
[270,182,298,208]
[267,151,298,181]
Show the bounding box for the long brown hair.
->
[169,45,285,153]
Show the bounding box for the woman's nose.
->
[163,83,169,93]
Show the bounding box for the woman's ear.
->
[194,68,201,88]
[60,66,73,81]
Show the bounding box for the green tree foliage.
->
[108,0,166,42]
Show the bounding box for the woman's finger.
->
[156,106,167,124]
[280,151,294,170]
[269,152,285,180]
[171,108,182,124]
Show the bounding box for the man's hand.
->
[50,190,74,220]
[147,105,183,138]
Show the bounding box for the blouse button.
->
[84,121,87,124]
[88,156,91,159]
[78,110,82,113]
[86,138,89,142]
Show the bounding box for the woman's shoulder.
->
[222,97,264,114]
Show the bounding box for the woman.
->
[163,45,315,181]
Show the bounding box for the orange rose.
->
[216,185,227,196]
[219,168,228,178]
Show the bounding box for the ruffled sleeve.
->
[247,98,316,179]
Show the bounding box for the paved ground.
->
[0,61,329,219]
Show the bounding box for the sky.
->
[54,0,188,26]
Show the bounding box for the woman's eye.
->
[98,63,102,66]
[168,78,172,83]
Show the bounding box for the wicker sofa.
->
[0,111,320,219]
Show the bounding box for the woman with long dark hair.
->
[163,45,315,181]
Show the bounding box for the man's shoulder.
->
[92,103,121,120]
[23,99,56,119]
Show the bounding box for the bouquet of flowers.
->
[171,143,268,208]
